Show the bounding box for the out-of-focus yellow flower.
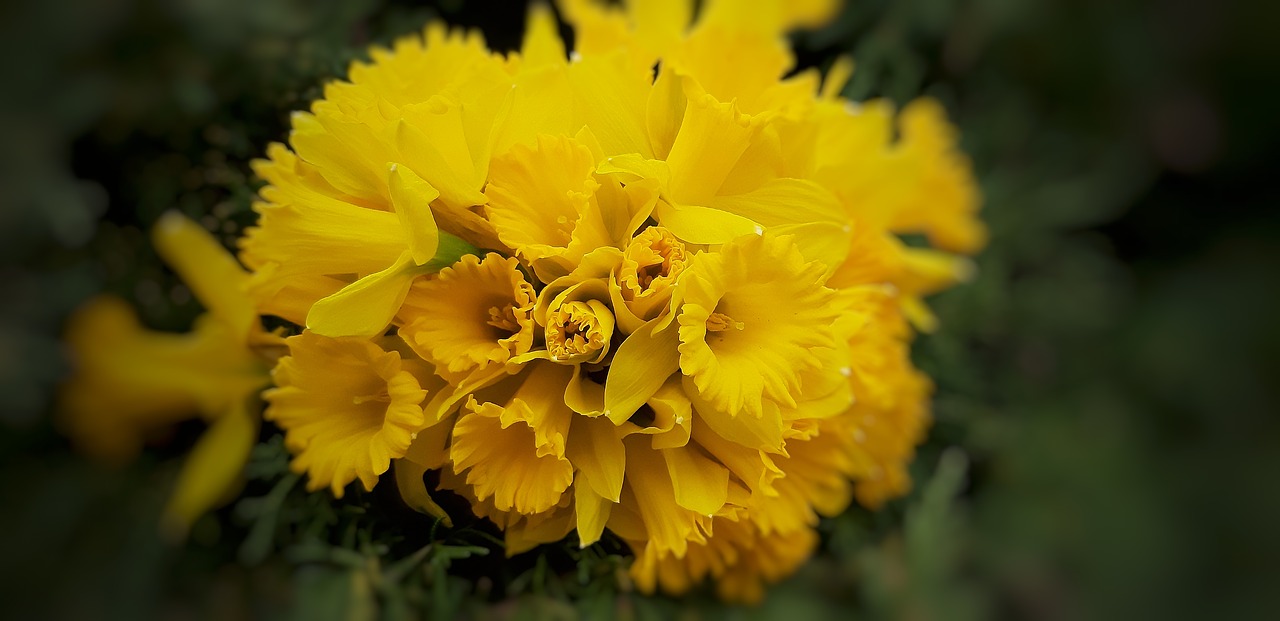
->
[59,212,280,538]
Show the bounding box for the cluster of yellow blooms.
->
[60,0,984,603]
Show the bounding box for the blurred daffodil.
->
[60,212,282,539]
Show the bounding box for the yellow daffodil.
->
[611,226,689,331]
[59,212,279,538]
[397,253,537,380]
[450,362,576,514]
[264,332,443,497]
[676,232,840,417]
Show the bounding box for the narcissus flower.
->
[60,212,281,538]
[264,332,442,496]
[676,232,840,417]
[60,0,985,606]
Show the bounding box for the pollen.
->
[704,312,745,332]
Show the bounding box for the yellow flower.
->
[264,331,440,497]
[675,232,840,417]
[837,286,934,507]
[625,517,818,604]
[397,253,537,379]
[449,362,576,514]
[611,226,688,330]
[888,99,988,255]
[59,212,276,538]
[545,299,616,365]
[485,132,656,282]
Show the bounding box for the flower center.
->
[705,311,745,332]
[352,389,391,405]
[619,227,687,301]
[487,303,522,334]
[546,300,615,363]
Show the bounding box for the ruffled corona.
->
[264,332,436,496]
[676,233,840,417]
[398,253,537,378]
[614,226,688,325]
[449,363,576,514]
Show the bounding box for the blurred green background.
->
[1,0,1277,619]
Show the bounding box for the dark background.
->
[1,0,1277,619]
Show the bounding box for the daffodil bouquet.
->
[60,0,983,604]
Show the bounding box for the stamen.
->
[486,305,521,333]
[353,390,391,405]
[705,312,745,332]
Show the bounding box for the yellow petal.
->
[288,111,388,203]
[520,3,567,69]
[645,63,687,160]
[565,413,625,502]
[387,163,441,265]
[708,178,846,227]
[566,51,653,157]
[684,375,785,453]
[644,378,692,449]
[603,319,681,424]
[769,221,852,272]
[574,480,613,547]
[160,398,258,540]
[690,417,784,499]
[306,251,417,338]
[625,0,692,53]
[450,397,574,514]
[621,437,708,557]
[394,459,453,527]
[596,153,672,187]
[564,365,606,415]
[897,246,976,298]
[665,80,760,204]
[152,211,254,339]
[395,114,490,209]
[821,55,854,100]
[662,443,730,516]
[653,200,761,245]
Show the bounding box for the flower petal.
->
[160,398,258,540]
[662,443,730,516]
[152,211,255,340]
[574,481,613,547]
[387,163,441,265]
[306,251,418,338]
[394,458,453,526]
[566,413,625,502]
[603,319,681,424]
